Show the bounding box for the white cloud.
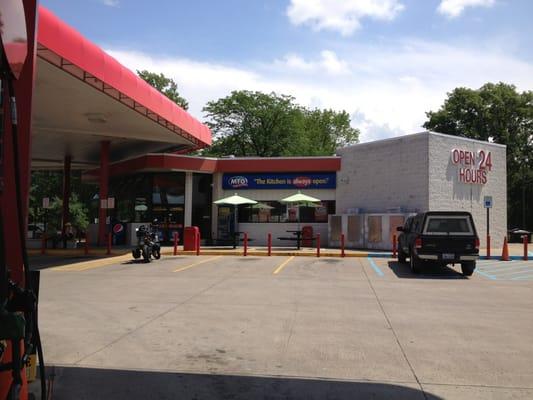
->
[102,0,119,7]
[274,50,350,75]
[437,0,495,18]
[286,0,405,36]
[106,39,533,143]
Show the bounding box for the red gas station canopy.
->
[32,6,211,169]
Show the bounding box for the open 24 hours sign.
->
[222,173,336,190]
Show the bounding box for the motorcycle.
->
[132,221,161,262]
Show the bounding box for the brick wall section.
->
[336,133,430,214]
[428,133,507,248]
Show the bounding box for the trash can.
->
[508,229,531,243]
[183,226,199,251]
[302,226,314,247]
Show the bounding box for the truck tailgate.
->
[421,236,477,252]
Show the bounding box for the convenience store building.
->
[87,131,507,250]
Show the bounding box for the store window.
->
[192,173,212,240]
[237,201,335,223]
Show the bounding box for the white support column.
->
[184,171,193,227]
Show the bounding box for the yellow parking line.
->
[51,255,131,272]
[273,256,294,275]
[173,256,222,273]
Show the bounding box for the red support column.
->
[267,233,272,256]
[84,232,90,256]
[61,155,71,248]
[341,233,345,258]
[173,231,179,256]
[523,235,528,261]
[0,2,39,398]
[196,231,201,256]
[316,233,321,258]
[106,232,112,255]
[41,234,47,255]
[98,141,110,245]
[243,232,248,256]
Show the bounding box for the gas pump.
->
[0,1,47,399]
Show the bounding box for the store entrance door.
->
[152,207,184,244]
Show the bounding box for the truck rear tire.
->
[398,247,407,264]
[461,261,476,276]
[410,250,422,274]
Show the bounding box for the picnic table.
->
[278,230,305,250]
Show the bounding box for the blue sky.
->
[41,0,533,142]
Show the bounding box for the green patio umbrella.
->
[280,191,321,231]
[214,193,257,237]
[248,202,274,210]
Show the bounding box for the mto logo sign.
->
[293,176,312,188]
[222,173,336,189]
[228,176,248,188]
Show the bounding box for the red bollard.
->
[486,235,491,258]
[524,235,529,261]
[41,234,47,255]
[316,233,321,258]
[267,233,272,256]
[106,232,112,255]
[243,232,248,256]
[84,232,89,255]
[173,231,179,256]
[196,231,201,256]
[392,234,397,258]
[341,233,345,258]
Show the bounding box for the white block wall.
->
[428,133,507,248]
[336,133,430,214]
[239,222,328,247]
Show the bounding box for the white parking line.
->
[511,274,533,280]
[483,265,532,274]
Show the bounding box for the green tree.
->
[137,70,189,110]
[29,171,96,234]
[295,108,359,155]
[46,194,90,234]
[424,82,533,229]
[202,90,359,157]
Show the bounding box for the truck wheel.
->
[461,261,476,276]
[410,250,422,274]
[398,247,407,264]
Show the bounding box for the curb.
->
[161,250,393,258]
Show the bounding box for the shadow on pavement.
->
[29,255,96,270]
[317,258,343,264]
[388,261,466,279]
[42,366,443,400]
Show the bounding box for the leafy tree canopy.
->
[202,90,359,157]
[137,70,189,110]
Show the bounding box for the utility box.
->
[183,226,199,251]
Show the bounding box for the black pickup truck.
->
[396,211,480,276]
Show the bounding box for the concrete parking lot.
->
[35,255,533,399]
